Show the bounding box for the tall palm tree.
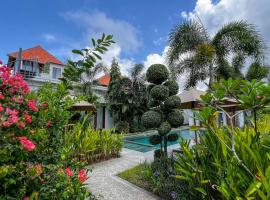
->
[167,20,265,89]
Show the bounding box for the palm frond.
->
[167,20,208,65]
[212,21,265,60]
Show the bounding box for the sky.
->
[1,0,270,86]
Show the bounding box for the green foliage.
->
[115,121,130,134]
[168,20,265,88]
[150,85,170,101]
[164,95,181,110]
[0,75,93,199]
[158,122,171,136]
[106,60,148,132]
[167,133,178,142]
[174,79,270,199]
[62,33,114,103]
[149,135,163,145]
[164,80,179,95]
[146,64,169,84]
[167,109,184,128]
[141,110,162,129]
[118,162,191,200]
[245,62,269,81]
[63,122,123,163]
[142,64,183,156]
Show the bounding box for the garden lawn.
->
[118,163,153,193]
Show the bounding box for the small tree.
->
[141,64,184,156]
[62,33,115,103]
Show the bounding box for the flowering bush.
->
[0,65,95,199]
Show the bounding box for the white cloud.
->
[143,46,208,92]
[182,0,270,43]
[42,33,56,42]
[60,10,141,53]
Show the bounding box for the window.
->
[44,63,50,74]
[52,67,61,79]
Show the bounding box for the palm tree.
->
[129,64,148,128]
[167,20,265,89]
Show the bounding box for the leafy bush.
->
[63,122,123,163]
[0,66,95,199]
[149,135,162,145]
[157,121,171,135]
[115,121,130,133]
[141,110,162,128]
[146,64,169,84]
[167,109,184,128]
[164,95,181,110]
[164,80,179,96]
[150,85,170,101]
[118,162,191,200]
[174,79,270,199]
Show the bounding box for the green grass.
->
[118,163,152,192]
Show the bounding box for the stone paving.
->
[86,144,179,200]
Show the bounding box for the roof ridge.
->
[8,45,42,55]
[8,45,64,65]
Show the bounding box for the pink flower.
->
[6,108,19,116]
[28,100,38,112]
[24,114,32,124]
[65,167,73,177]
[0,104,3,112]
[18,136,36,151]
[2,121,12,127]
[23,197,29,200]
[78,169,88,183]
[0,93,4,100]
[8,115,19,124]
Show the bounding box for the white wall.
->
[105,108,114,129]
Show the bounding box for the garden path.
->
[85,148,160,200]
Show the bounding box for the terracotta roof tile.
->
[96,74,110,86]
[8,45,64,65]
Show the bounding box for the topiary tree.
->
[141,64,184,157]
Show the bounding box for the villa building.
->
[7,45,65,91]
[92,73,114,130]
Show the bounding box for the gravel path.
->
[85,148,160,200]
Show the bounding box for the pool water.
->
[124,129,196,152]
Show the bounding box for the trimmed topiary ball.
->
[147,84,155,93]
[148,99,159,108]
[149,135,162,145]
[167,109,184,128]
[150,85,169,101]
[146,64,169,84]
[141,110,162,128]
[164,80,179,95]
[167,133,179,142]
[164,95,181,110]
[158,122,171,136]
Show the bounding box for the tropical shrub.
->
[141,64,183,156]
[63,122,123,163]
[115,121,130,134]
[0,66,95,199]
[174,79,270,199]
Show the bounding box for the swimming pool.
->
[124,129,196,152]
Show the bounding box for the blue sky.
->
[0,0,196,66]
[1,0,270,82]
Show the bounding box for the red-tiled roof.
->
[8,45,64,65]
[96,74,110,86]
